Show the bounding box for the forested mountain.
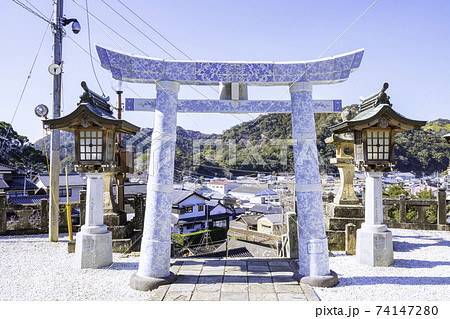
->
[395,119,450,174]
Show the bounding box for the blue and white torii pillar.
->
[96,45,364,290]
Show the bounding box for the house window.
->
[184,206,193,213]
[198,204,204,212]
[213,219,227,228]
[80,130,103,161]
[59,188,72,198]
[7,191,22,198]
[366,130,390,160]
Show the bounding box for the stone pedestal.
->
[356,171,393,267]
[75,173,112,269]
[325,203,364,251]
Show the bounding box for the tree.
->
[383,183,417,222]
[416,186,437,224]
[0,121,46,173]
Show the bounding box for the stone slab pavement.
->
[148,258,319,301]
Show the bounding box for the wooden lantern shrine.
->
[330,83,426,172]
[44,81,139,173]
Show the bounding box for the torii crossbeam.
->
[96,45,364,290]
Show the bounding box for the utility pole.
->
[112,80,125,211]
[49,0,63,242]
[48,0,80,242]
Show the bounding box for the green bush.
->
[387,203,417,222]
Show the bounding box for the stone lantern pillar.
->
[329,83,426,267]
[324,132,364,252]
[327,133,359,205]
[75,173,112,268]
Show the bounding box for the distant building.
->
[229,185,279,205]
[33,173,86,202]
[206,180,240,194]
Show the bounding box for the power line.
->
[11,0,53,25]
[85,0,105,96]
[100,0,178,60]
[112,0,220,99]
[115,0,192,61]
[0,11,52,153]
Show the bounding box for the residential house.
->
[172,190,234,234]
[248,204,281,215]
[33,173,86,202]
[232,214,260,231]
[256,214,283,235]
[0,164,38,198]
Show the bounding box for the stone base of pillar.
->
[356,223,393,267]
[293,270,338,288]
[325,203,365,251]
[129,272,177,291]
[75,225,113,269]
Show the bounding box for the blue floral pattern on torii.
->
[96,45,363,86]
[96,46,364,287]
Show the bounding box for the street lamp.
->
[43,82,139,268]
[330,83,426,267]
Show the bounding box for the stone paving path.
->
[148,258,319,301]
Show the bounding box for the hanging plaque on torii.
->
[96,45,364,290]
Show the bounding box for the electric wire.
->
[89,0,245,124]
[115,0,192,61]
[0,11,52,153]
[11,0,53,25]
[100,0,178,60]
[107,0,220,97]
[85,0,105,96]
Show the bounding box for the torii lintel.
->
[96,45,364,86]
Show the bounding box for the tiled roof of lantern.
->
[330,83,426,134]
[43,82,140,135]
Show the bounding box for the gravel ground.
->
[0,234,149,301]
[314,228,450,301]
[0,228,449,301]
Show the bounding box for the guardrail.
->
[382,188,449,231]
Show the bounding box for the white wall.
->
[178,195,206,219]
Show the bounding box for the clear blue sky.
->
[1,0,449,144]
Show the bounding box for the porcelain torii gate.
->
[96,45,364,290]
